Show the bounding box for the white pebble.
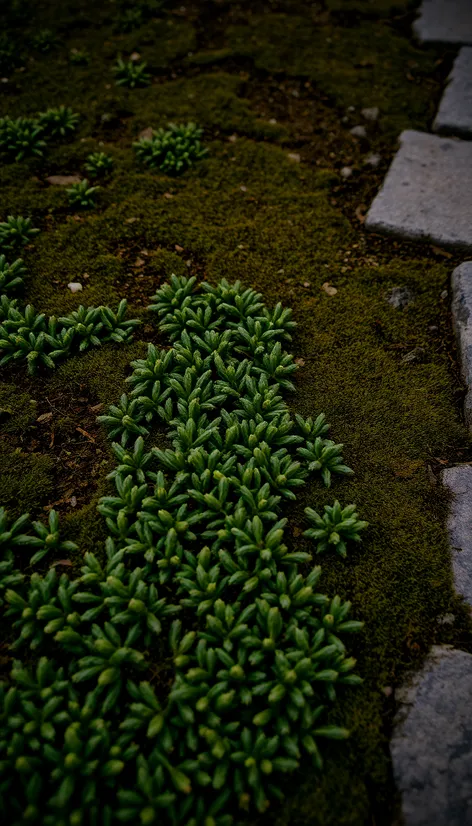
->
[340,166,353,179]
[361,106,379,121]
[350,125,367,138]
[365,152,381,168]
[68,282,83,293]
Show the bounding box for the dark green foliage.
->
[84,152,114,178]
[0,298,139,374]
[0,33,22,73]
[66,179,100,209]
[304,502,368,558]
[114,8,144,33]
[0,117,46,162]
[0,216,39,254]
[113,57,151,88]
[0,256,26,294]
[133,122,208,174]
[0,276,364,823]
[30,29,58,53]
[38,106,80,138]
[69,48,90,65]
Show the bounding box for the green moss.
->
[225,14,442,136]
[0,383,36,433]
[0,448,55,518]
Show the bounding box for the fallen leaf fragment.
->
[89,403,104,413]
[138,126,153,140]
[46,175,81,186]
[294,357,305,366]
[37,412,53,423]
[53,559,73,567]
[175,244,184,252]
[287,152,301,163]
[134,257,145,268]
[355,204,366,223]
[431,245,453,259]
[321,282,338,296]
[164,192,174,199]
[76,426,95,443]
[125,217,138,224]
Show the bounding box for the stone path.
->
[391,646,472,826]
[364,131,472,249]
[433,48,472,139]
[366,2,472,249]
[365,3,472,824]
[414,0,472,45]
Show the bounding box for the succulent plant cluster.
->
[0,218,140,373]
[66,179,100,209]
[0,274,367,823]
[113,57,151,88]
[0,107,79,162]
[133,123,208,175]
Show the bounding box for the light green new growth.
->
[66,179,100,209]
[113,57,151,88]
[133,122,208,175]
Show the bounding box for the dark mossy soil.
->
[1,0,472,824]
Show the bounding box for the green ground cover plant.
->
[133,123,208,175]
[0,0,470,823]
[0,274,366,825]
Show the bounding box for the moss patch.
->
[0,0,471,824]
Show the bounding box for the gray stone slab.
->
[391,645,472,826]
[442,463,472,605]
[434,48,472,139]
[414,0,472,45]
[451,262,472,424]
[365,130,472,250]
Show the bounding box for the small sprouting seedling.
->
[114,8,144,32]
[304,501,368,558]
[113,57,151,88]
[0,117,46,162]
[66,179,100,209]
[38,106,80,138]
[69,48,89,66]
[0,216,40,253]
[29,509,78,566]
[0,34,22,73]
[30,29,58,53]
[133,122,208,175]
[84,151,114,178]
[0,256,26,293]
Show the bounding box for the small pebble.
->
[68,282,83,293]
[365,152,381,168]
[441,290,448,300]
[437,613,455,626]
[340,166,353,179]
[350,125,367,139]
[361,106,379,121]
[387,286,414,310]
[228,134,237,142]
[287,152,301,163]
[1,77,8,84]
[347,105,355,113]
[269,118,277,124]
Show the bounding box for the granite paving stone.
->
[434,48,472,139]
[391,646,472,826]
[442,463,472,605]
[365,130,472,249]
[451,262,472,424]
[414,0,472,45]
